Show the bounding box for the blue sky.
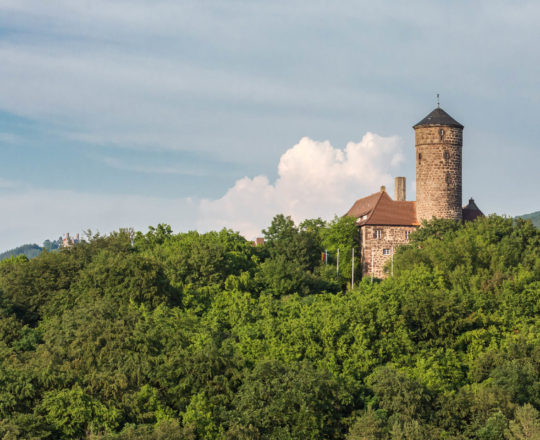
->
[1,1,539,251]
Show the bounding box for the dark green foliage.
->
[259,214,340,296]
[228,359,343,439]
[0,215,538,439]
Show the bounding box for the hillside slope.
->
[0,243,42,260]
[518,210,540,228]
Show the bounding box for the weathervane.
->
[437,93,440,108]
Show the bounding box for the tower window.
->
[439,128,445,140]
[418,153,422,163]
[446,173,451,185]
[444,151,450,161]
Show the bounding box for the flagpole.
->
[371,249,374,283]
[391,246,394,277]
[351,247,355,289]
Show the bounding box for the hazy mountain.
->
[0,237,62,261]
[517,211,540,228]
[0,243,42,261]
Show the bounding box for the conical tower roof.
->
[462,198,484,222]
[413,107,463,129]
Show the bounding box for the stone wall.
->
[360,225,418,279]
[415,125,462,222]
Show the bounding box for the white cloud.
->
[198,133,403,238]
[0,133,404,250]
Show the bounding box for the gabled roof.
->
[345,191,382,218]
[346,190,419,226]
[413,107,464,129]
[462,198,484,222]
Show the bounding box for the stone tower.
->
[414,107,463,222]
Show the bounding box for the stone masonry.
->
[395,176,406,201]
[360,225,417,279]
[346,105,480,280]
[415,125,462,222]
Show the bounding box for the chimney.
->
[394,177,406,201]
[380,185,386,192]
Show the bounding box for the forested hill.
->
[518,210,540,228]
[0,238,61,261]
[0,216,539,439]
[0,243,42,260]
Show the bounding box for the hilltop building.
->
[346,106,484,278]
[61,233,80,248]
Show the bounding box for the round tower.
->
[414,107,463,222]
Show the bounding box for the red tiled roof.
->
[345,191,383,218]
[346,190,419,226]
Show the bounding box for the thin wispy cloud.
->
[100,156,209,176]
[0,132,20,144]
[2,0,538,156]
[0,177,17,189]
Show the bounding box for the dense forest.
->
[0,214,539,439]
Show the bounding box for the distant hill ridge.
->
[0,237,62,261]
[0,243,42,261]
[517,210,540,228]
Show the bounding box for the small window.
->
[383,248,391,255]
[446,173,451,185]
[418,152,422,163]
[405,231,411,240]
[439,128,445,140]
[444,151,450,161]
[373,229,382,239]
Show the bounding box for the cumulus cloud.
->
[198,133,403,238]
[0,132,403,250]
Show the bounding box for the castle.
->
[346,105,484,278]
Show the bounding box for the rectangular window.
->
[383,248,391,255]
[405,231,411,240]
[373,229,382,239]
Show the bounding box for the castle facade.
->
[346,106,483,279]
